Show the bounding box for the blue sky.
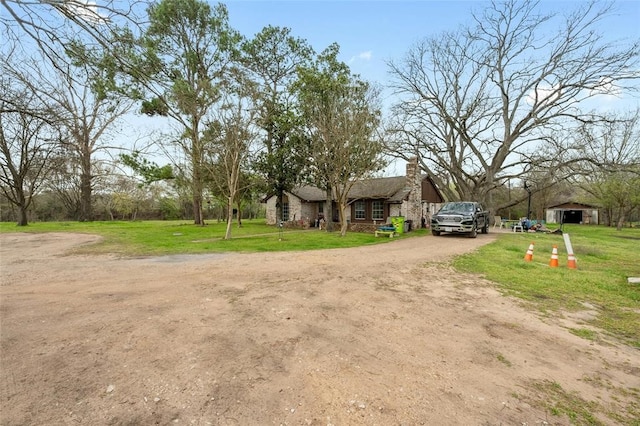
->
[225,0,477,85]
[223,0,640,94]
[220,1,640,175]
[22,0,630,173]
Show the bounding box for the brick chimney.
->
[406,157,422,227]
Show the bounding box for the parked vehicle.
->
[430,202,490,238]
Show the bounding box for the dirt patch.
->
[1,232,638,425]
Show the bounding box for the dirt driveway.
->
[1,232,638,425]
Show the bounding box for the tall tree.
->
[203,69,259,240]
[11,56,133,221]
[131,0,242,225]
[577,110,640,229]
[1,40,128,223]
[297,44,384,236]
[2,2,138,222]
[0,94,59,226]
[1,0,144,70]
[242,26,314,225]
[386,0,639,210]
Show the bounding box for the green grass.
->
[454,224,640,348]
[568,327,599,341]
[0,219,425,255]
[496,353,512,367]
[514,378,640,425]
[528,380,603,425]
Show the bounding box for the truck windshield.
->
[440,202,474,213]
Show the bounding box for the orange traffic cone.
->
[524,242,534,261]
[567,253,577,269]
[549,245,559,268]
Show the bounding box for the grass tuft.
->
[569,328,598,341]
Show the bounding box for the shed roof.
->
[547,201,598,209]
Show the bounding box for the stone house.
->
[263,159,444,231]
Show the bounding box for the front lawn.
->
[0,219,425,255]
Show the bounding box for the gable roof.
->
[292,185,326,202]
[288,175,440,203]
[348,176,407,200]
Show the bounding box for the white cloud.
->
[589,77,623,100]
[61,0,109,24]
[349,50,373,63]
[358,51,372,61]
[526,84,561,106]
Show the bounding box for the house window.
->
[372,201,384,220]
[354,201,366,220]
[282,202,289,221]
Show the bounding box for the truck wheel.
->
[481,222,488,234]
[432,230,441,236]
[468,225,477,238]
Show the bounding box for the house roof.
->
[348,176,407,200]
[289,175,433,203]
[292,185,326,202]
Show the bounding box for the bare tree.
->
[577,110,640,229]
[0,44,63,225]
[387,0,639,211]
[204,71,260,240]
[1,0,144,74]
[0,97,60,225]
[16,60,132,220]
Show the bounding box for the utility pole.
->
[524,181,532,219]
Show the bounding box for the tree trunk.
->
[79,150,92,222]
[192,196,203,225]
[191,129,204,226]
[224,196,234,240]
[16,205,28,226]
[192,166,204,225]
[338,201,348,236]
[325,189,333,232]
[616,209,626,231]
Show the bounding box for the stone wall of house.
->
[265,197,277,225]
[287,195,302,222]
[300,202,318,226]
[423,202,441,228]
[265,194,319,227]
[389,204,401,220]
[265,193,304,225]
